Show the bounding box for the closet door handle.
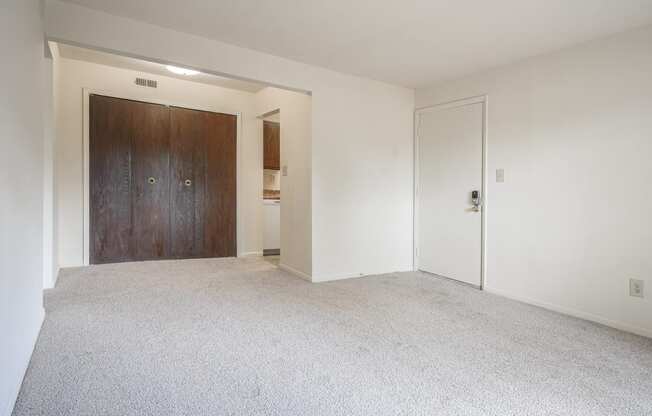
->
[147,177,156,184]
[184,179,192,187]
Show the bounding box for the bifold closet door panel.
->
[90,95,170,264]
[130,101,171,261]
[169,107,206,258]
[170,107,237,258]
[204,112,237,258]
[89,95,133,264]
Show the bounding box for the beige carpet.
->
[13,257,652,415]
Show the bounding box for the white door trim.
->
[413,94,488,289]
[82,87,243,265]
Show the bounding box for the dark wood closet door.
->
[170,107,237,258]
[89,95,170,264]
[91,96,236,264]
[89,95,133,263]
[169,107,206,258]
[130,100,171,261]
[204,111,237,257]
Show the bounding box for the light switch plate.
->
[496,169,505,183]
[630,278,644,298]
[282,165,288,176]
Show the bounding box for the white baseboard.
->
[52,266,60,287]
[3,307,45,416]
[278,263,312,282]
[312,272,366,283]
[484,286,652,339]
[43,266,60,289]
[312,269,413,283]
[239,251,263,258]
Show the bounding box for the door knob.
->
[147,177,156,184]
[184,179,192,187]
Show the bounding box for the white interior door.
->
[417,100,484,287]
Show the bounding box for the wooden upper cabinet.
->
[263,120,280,170]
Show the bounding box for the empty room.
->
[1,1,651,415]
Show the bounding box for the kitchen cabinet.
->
[263,120,280,170]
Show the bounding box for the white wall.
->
[43,42,59,288]
[45,0,415,281]
[0,1,46,415]
[311,79,414,281]
[416,25,652,337]
[55,57,265,266]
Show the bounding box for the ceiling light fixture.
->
[166,65,200,76]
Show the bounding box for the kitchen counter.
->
[263,189,280,200]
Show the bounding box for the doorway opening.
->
[262,111,281,266]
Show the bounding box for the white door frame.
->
[413,94,488,289]
[82,87,244,265]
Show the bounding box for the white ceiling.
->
[57,43,266,93]
[59,0,652,88]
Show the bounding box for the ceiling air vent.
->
[135,77,157,88]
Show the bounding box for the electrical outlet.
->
[629,278,644,298]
